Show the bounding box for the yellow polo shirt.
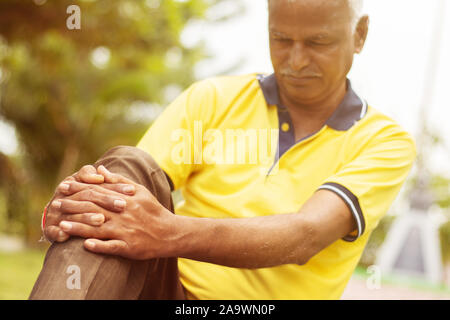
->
[136,73,416,300]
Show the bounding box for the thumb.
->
[75,165,104,184]
[97,165,135,185]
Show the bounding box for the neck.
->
[281,80,347,115]
[279,80,348,140]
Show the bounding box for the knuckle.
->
[62,214,72,222]
[64,175,76,182]
[80,188,94,199]
[124,224,136,235]
[88,213,103,225]
[43,228,52,239]
[79,184,97,195]
[90,189,108,205]
[120,212,133,224]
[87,184,98,191]
[56,199,65,211]
[57,232,69,242]
[102,222,114,234]
[102,193,114,204]
[81,165,93,172]
[114,184,124,192]
[108,173,119,182]
[64,214,79,223]
[46,211,60,223]
[101,223,117,238]
[45,226,58,240]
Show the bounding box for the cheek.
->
[315,47,354,78]
[338,48,355,76]
[269,42,289,67]
[269,48,280,70]
[337,41,356,69]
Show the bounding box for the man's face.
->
[269,0,367,105]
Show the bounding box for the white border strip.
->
[360,99,368,119]
[318,185,362,239]
[354,90,368,119]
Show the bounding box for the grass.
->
[1,249,449,300]
[353,266,450,296]
[0,249,46,300]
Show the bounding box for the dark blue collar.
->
[258,73,367,131]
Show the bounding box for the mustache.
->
[281,71,322,78]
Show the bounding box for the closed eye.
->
[310,41,332,46]
[271,36,292,43]
[308,35,337,46]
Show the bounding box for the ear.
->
[354,15,369,54]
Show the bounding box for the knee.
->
[94,146,173,196]
[97,146,161,173]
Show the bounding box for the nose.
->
[289,41,310,71]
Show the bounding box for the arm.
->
[56,167,356,268]
[169,189,355,268]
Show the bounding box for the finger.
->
[57,181,73,195]
[97,165,135,185]
[53,191,126,213]
[75,165,104,184]
[59,221,104,239]
[84,239,129,256]
[64,189,127,212]
[62,213,105,226]
[44,225,70,243]
[100,183,136,196]
[58,180,136,197]
[63,176,76,183]
[50,176,76,198]
[51,198,106,215]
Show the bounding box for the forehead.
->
[269,0,352,35]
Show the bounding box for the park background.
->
[0,0,449,299]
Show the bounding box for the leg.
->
[29,146,186,300]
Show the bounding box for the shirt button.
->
[281,122,290,132]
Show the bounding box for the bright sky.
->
[0,117,17,155]
[1,0,449,177]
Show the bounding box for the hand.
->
[57,167,177,260]
[43,165,136,242]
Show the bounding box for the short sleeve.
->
[136,80,216,190]
[318,127,417,242]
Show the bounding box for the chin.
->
[283,83,323,103]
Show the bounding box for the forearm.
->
[168,213,315,269]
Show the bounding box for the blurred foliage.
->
[440,221,450,263]
[359,215,397,268]
[412,173,450,263]
[0,152,30,236]
[430,173,450,264]
[431,175,450,209]
[359,172,450,269]
[0,0,242,244]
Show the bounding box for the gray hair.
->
[349,0,364,29]
[269,0,364,30]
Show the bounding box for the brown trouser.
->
[29,146,186,300]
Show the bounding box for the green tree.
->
[432,175,450,263]
[0,0,242,243]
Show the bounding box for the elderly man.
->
[30,0,416,300]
